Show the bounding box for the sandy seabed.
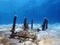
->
[0,30,60,45]
[0,24,60,45]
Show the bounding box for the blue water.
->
[0,0,60,24]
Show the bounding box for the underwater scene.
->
[0,0,60,45]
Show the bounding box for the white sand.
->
[0,24,60,45]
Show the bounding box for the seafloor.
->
[0,24,60,45]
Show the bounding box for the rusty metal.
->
[11,16,16,33]
[42,17,48,31]
[31,19,33,29]
[23,17,29,30]
[9,16,17,38]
